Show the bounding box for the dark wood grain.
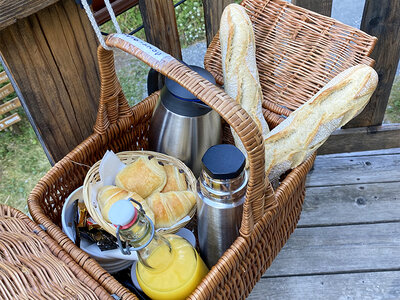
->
[300,181,400,227]
[0,0,59,31]
[292,0,333,17]
[321,147,400,158]
[0,0,100,164]
[306,153,400,187]
[138,0,182,60]
[202,0,235,46]
[318,124,400,155]
[94,0,139,25]
[249,271,400,299]
[264,222,400,277]
[345,0,400,127]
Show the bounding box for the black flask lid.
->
[165,65,216,101]
[201,144,246,180]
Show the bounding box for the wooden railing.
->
[293,0,400,154]
[0,0,399,163]
[0,71,21,131]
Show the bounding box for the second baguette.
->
[265,64,378,181]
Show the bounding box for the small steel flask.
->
[197,144,247,268]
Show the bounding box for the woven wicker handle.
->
[98,34,268,237]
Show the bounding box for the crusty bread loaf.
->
[265,64,378,181]
[220,3,270,161]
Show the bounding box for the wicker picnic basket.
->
[28,0,376,299]
[0,204,112,299]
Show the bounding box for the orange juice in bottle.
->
[109,199,208,300]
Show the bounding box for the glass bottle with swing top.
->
[108,199,208,300]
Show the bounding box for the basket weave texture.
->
[83,150,197,236]
[28,0,376,299]
[0,204,112,299]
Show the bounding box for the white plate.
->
[103,261,133,274]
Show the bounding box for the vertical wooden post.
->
[292,0,333,17]
[138,0,182,60]
[0,0,100,164]
[202,0,235,46]
[345,0,400,128]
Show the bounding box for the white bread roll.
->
[220,3,270,162]
[265,64,378,181]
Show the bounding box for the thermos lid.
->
[201,144,246,180]
[165,65,216,101]
[108,199,138,227]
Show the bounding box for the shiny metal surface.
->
[149,98,221,177]
[197,169,247,268]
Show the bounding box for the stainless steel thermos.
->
[148,65,221,177]
[197,144,248,268]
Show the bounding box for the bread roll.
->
[265,64,378,181]
[97,185,155,224]
[146,191,196,229]
[115,155,166,198]
[220,3,270,162]
[161,164,187,192]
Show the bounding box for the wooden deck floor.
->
[249,148,400,299]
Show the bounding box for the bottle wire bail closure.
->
[115,198,155,255]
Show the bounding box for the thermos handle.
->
[98,33,273,237]
[147,68,161,96]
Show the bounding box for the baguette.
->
[220,4,270,162]
[265,64,378,181]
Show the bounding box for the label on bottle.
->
[113,34,173,62]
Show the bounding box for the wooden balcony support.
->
[202,0,235,46]
[138,0,182,60]
[0,0,100,164]
[319,124,400,155]
[346,0,400,128]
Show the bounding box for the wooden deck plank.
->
[318,124,400,155]
[264,222,400,277]
[250,148,400,299]
[319,147,400,158]
[249,271,400,299]
[306,154,400,187]
[299,181,400,227]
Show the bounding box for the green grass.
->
[101,0,206,48]
[385,76,400,123]
[0,65,50,213]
